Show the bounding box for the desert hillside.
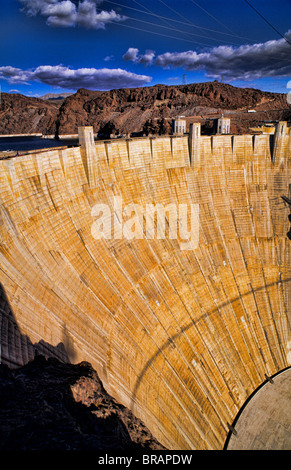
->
[0,81,290,137]
[0,92,59,135]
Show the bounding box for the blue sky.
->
[0,0,291,96]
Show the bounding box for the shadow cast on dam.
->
[0,283,165,451]
[0,283,72,367]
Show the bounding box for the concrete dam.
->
[0,122,290,450]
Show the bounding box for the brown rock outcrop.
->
[55,82,290,137]
[0,93,59,136]
[0,356,166,451]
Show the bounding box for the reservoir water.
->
[0,136,79,153]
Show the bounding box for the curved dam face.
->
[0,124,290,450]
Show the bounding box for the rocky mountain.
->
[55,82,290,137]
[0,81,290,137]
[0,355,166,451]
[0,92,59,135]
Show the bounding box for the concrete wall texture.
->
[226,368,291,450]
[0,123,290,450]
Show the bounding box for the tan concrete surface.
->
[227,368,291,450]
[0,124,290,450]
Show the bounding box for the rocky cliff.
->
[0,356,166,451]
[55,82,290,137]
[0,93,59,136]
[0,81,290,137]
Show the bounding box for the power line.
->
[189,0,235,34]
[105,0,257,42]
[132,0,205,45]
[123,14,244,47]
[113,21,214,46]
[243,0,291,46]
[157,0,196,27]
[132,0,174,30]
[130,0,244,46]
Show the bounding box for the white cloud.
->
[155,31,291,81]
[104,55,115,62]
[18,0,49,16]
[0,65,152,91]
[19,0,127,29]
[123,48,139,62]
[0,66,32,84]
[43,0,77,27]
[123,48,155,66]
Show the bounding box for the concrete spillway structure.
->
[0,123,290,450]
